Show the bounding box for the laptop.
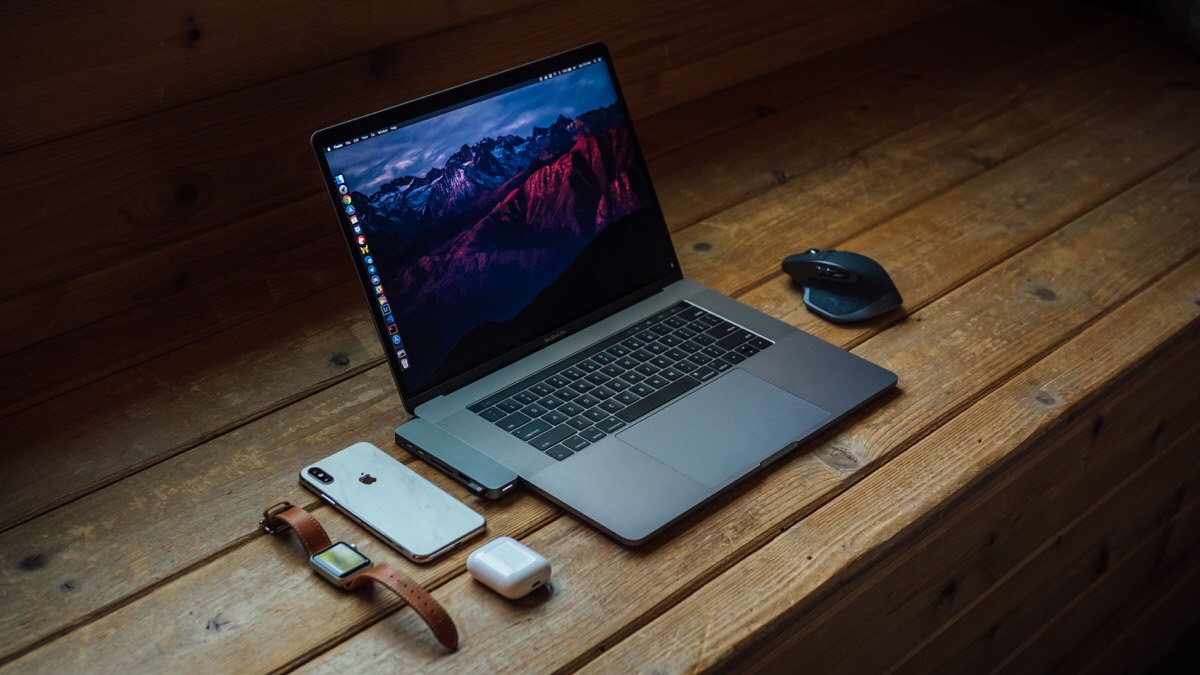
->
[311,43,897,545]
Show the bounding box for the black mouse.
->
[781,249,903,323]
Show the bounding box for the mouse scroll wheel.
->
[816,265,849,279]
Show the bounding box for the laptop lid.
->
[312,43,682,411]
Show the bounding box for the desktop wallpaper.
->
[326,62,676,393]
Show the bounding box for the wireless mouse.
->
[781,249,903,323]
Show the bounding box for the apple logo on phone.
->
[359,473,377,485]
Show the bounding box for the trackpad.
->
[618,369,830,488]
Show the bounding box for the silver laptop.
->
[312,43,896,545]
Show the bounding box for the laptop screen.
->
[315,47,680,406]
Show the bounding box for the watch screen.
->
[311,542,371,578]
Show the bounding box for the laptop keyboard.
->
[467,301,774,461]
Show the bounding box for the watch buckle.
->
[260,501,294,535]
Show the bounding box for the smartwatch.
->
[260,501,459,651]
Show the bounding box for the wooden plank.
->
[0,6,1148,525]
[882,360,1200,673]
[0,2,1087,331]
[744,350,1200,674]
[998,483,1200,673]
[268,126,1200,672]
[0,0,546,151]
[0,363,558,663]
[578,225,1200,673]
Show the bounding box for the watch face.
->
[310,542,372,581]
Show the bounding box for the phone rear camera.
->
[308,467,334,484]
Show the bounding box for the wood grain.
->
[582,237,1200,674]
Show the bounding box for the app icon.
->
[341,195,352,205]
[396,349,406,358]
[370,275,380,285]
[401,358,410,369]
[356,235,366,245]
[353,226,362,235]
[338,185,348,195]
[378,295,388,305]
[349,215,358,224]
[345,205,355,215]
[359,245,369,255]
[387,324,398,335]
[381,303,391,314]
[366,265,376,275]
[384,314,394,324]
[392,335,401,345]
[334,174,345,185]
[374,284,383,294]
[364,255,374,265]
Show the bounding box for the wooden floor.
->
[2,1,1199,672]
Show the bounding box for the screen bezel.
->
[310,43,683,412]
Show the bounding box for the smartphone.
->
[300,442,486,563]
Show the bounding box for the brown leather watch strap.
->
[344,564,459,651]
[260,501,332,557]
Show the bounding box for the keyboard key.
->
[660,367,684,380]
[570,380,596,393]
[636,363,659,376]
[563,435,590,452]
[705,322,739,339]
[636,330,659,343]
[521,403,548,418]
[497,412,531,431]
[585,372,610,385]
[723,351,747,364]
[615,376,701,423]
[737,344,761,357]
[692,333,717,346]
[693,366,718,381]
[596,417,626,433]
[713,359,733,372]
[665,347,687,361]
[562,367,586,380]
[568,416,593,431]
[544,410,569,425]
[620,370,646,384]
[592,352,615,366]
[615,391,640,405]
[545,444,574,461]
[659,334,681,347]
[649,355,672,369]
[579,427,607,443]
[497,399,522,414]
[530,382,555,397]
[480,407,507,423]
[621,337,647,350]
[616,356,638,370]
[600,364,624,378]
[513,418,552,441]
[678,340,701,354]
[577,359,600,373]
[584,408,609,422]
[650,323,673,336]
[546,374,570,389]
[606,345,631,358]
[678,306,708,322]
[695,314,721,328]
[556,387,580,401]
[576,394,600,408]
[559,401,585,417]
[606,378,631,392]
[676,361,698,373]
[600,399,624,414]
[702,345,725,359]
[664,316,688,329]
[647,375,669,389]
[750,336,772,350]
[538,395,564,409]
[531,425,574,450]
[631,349,654,362]
[631,383,655,397]
[688,353,712,366]
[513,390,537,405]
[674,326,698,340]
[645,342,667,355]
[592,386,615,400]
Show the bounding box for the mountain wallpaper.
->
[327,63,674,391]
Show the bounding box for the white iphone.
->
[300,442,486,562]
